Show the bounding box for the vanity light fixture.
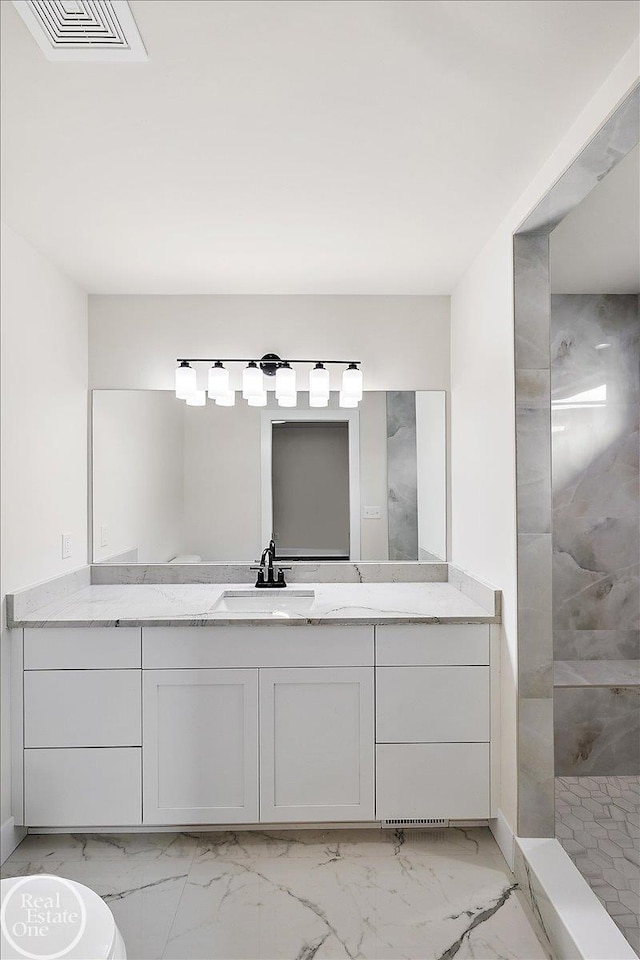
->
[175,361,197,399]
[174,354,362,409]
[242,361,264,399]
[309,362,330,407]
[275,361,296,405]
[342,362,363,401]
[208,361,229,399]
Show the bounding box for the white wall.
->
[449,42,639,836]
[92,391,184,562]
[88,295,450,392]
[1,222,88,852]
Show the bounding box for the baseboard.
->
[489,808,515,871]
[515,837,637,960]
[1,816,27,864]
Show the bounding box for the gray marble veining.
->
[1,828,550,960]
[513,85,639,840]
[386,392,419,562]
[518,85,640,236]
[555,687,640,777]
[89,561,449,587]
[555,660,640,687]
[8,580,499,628]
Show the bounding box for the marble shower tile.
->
[386,392,418,561]
[551,295,639,404]
[554,660,640,687]
[518,698,556,838]
[555,687,640,776]
[518,85,639,235]
[514,235,550,370]
[553,558,639,634]
[555,776,640,954]
[516,371,552,535]
[554,629,640,661]
[517,534,553,698]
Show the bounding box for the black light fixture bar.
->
[175,358,361,365]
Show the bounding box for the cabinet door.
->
[143,669,258,824]
[376,666,490,743]
[376,743,490,820]
[260,667,374,822]
[25,748,141,827]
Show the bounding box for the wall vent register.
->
[12,0,147,61]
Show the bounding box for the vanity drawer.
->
[376,666,489,743]
[375,624,489,666]
[24,627,141,670]
[25,748,142,826]
[143,626,374,669]
[24,670,141,747]
[376,743,490,820]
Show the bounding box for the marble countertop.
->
[554,659,640,687]
[9,581,497,628]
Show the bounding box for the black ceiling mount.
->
[259,353,282,378]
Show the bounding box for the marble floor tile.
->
[556,776,640,955]
[1,828,549,960]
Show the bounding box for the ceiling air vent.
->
[12,0,147,61]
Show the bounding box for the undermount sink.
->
[211,589,316,616]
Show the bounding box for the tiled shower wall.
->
[552,294,640,777]
[386,391,418,560]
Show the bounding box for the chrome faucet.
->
[251,539,291,588]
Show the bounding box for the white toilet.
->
[1,875,126,959]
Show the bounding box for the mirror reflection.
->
[91,390,446,563]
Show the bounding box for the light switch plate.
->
[362,506,382,519]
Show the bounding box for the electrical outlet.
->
[61,533,72,559]
[362,506,382,520]
[100,524,109,548]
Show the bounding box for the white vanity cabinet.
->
[14,618,495,829]
[141,625,375,825]
[374,624,493,820]
[20,627,142,827]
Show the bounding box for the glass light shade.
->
[175,362,196,399]
[186,389,206,406]
[275,363,296,399]
[242,362,264,399]
[309,363,330,403]
[247,391,267,407]
[342,364,363,401]
[278,394,297,407]
[339,391,358,408]
[207,363,229,399]
[215,389,236,407]
[309,395,329,408]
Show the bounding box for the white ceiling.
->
[550,144,639,294]
[1,0,638,294]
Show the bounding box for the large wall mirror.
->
[91,390,446,563]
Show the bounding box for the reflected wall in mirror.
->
[91,390,446,563]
